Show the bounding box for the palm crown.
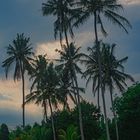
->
[2,33,33,128]
[2,33,33,80]
[42,0,75,46]
[73,0,131,36]
[56,42,82,77]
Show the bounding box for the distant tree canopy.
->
[114,83,140,140]
[54,101,102,140]
[0,123,9,140]
[7,101,102,140]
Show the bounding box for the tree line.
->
[1,84,140,140]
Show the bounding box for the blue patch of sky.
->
[0,0,54,43]
[0,108,41,128]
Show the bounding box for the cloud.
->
[119,0,140,5]
[35,41,61,59]
[0,79,43,128]
[0,79,42,121]
[74,31,93,47]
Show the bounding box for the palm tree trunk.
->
[20,62,25,128]
[48,98,56,140]
[110,88,119,140]
[64,28,78,106]
[72,78,78,105]
[94,12,99,44]
[94,11,111,140]
[97,80,100,109]
[59,32,63,47]
[74,76,85,140]
[64,25,78,107]
[43,100,48,123]
[102,87,111,140]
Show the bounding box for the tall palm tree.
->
[42,0,75,47]
[80,41,110,140]
[26,55,48,122]
[26,57,61,140]
[101,43,134,140]
[56,42,85,140]
[2,33,33,128]
[81,42,134,140]
[73,1,131,139]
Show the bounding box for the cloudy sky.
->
[0,0,140,127]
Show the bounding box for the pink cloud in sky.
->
[119,0,140,5]
[35,41,61,60]
[0,79,42,117]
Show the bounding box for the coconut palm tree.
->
[56,42,85,140]
[42,0,75,47]
[80,41,110,140]
[73,1,131,139]
[26,59,61,140]
[58,70,75,110]
[2,33,33,128]
[80,46,100,107]
[57,69,84,110]
[26,55,48,122]
[101,43,134,140]
[81,42,134,140]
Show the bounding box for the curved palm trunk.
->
[72,78,78,105]
[94,11,111,140]
[73,76,85,140]
[94,12,98,44]
[110,88,119,140]
[102,87,111,140]
[43,100,48,123]
[20,62,25,128]
[48,98,56,140]
[97,80,100,109]
[59,32,63,48]
[63,96,67,110]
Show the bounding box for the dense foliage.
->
[114,83,140,140]
[0,101,102,140]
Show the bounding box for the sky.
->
[0,0,140,128]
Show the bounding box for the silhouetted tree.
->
[2,33,33,127]
[0,124,9,140]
